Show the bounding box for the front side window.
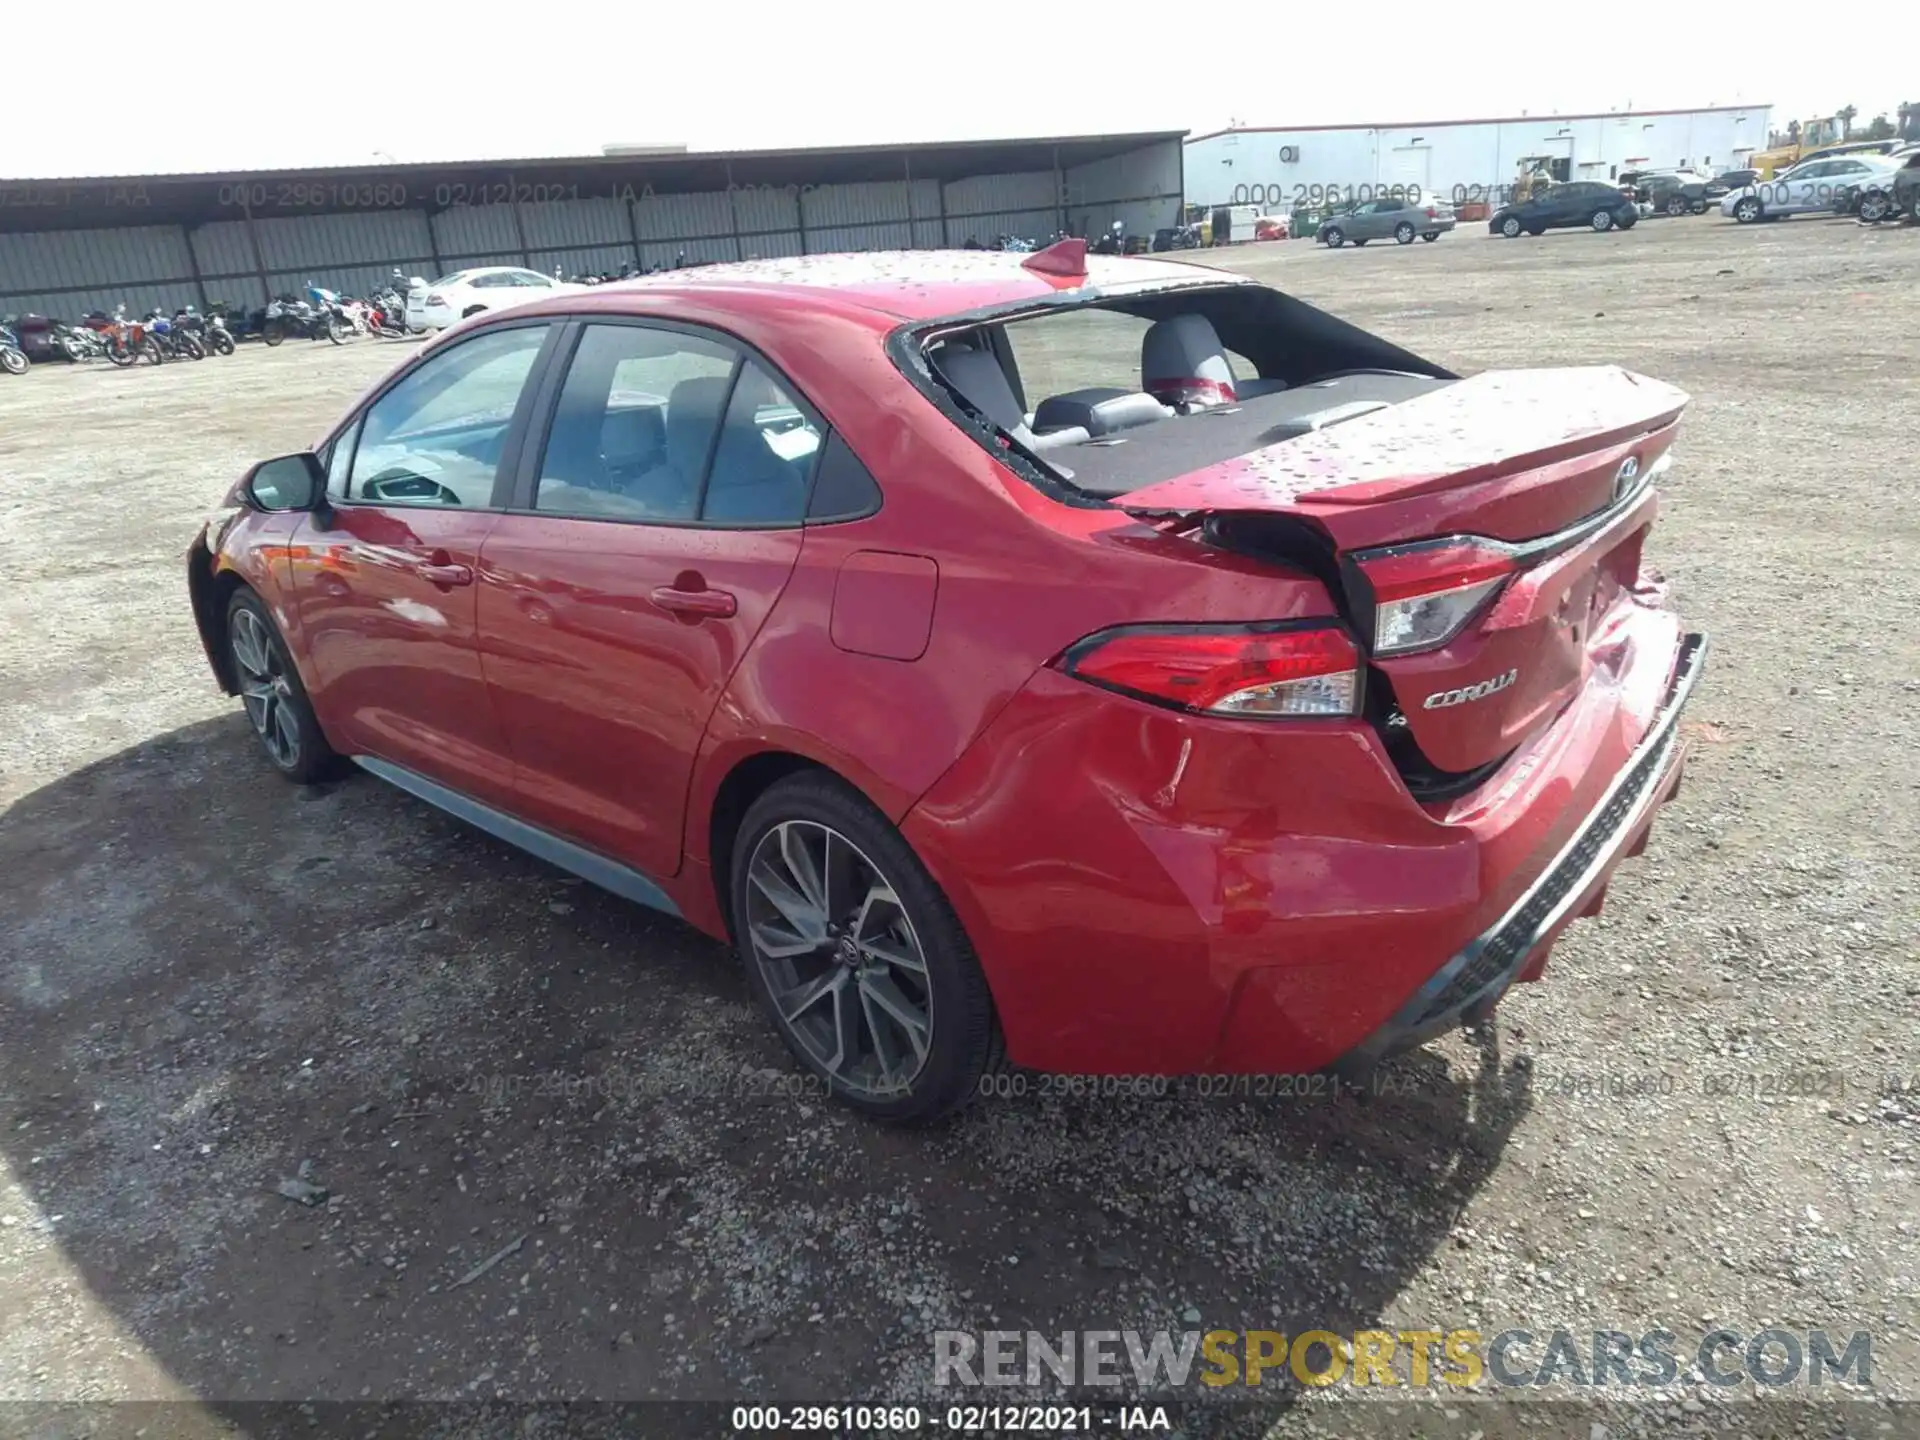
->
[346,324,548,507]
[324,415,363,501]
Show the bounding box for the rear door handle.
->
[651,585,737,618]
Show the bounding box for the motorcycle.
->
[1092,220,1127,255]
[261,294,346,346]
[173,306,235,356]
[146,310,206,361]
[5,313,64,364]
[0,323,26,375]
[308,287,357,343]
[52,320,104,361]
[87,307,163,366]
[365,287,411,337]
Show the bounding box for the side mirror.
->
[244,452,327,512]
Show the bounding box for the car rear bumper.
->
[903,594,1704,1077]
[1330,631,1706,1079]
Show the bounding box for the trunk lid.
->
[1116,366,1689,780]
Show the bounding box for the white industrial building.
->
[1186,105,1772,209]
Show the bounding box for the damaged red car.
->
[188,242,1706,1121]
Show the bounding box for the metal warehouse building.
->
[0,132,1183,320]
[1186,105,1772,209]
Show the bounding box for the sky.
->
[4,0,1911,178]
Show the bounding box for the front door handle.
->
[651,585,737,618]
[415,551,473,587]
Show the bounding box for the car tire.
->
[1500,216,1522,238]
[1590,209,1615,231]
[460,304,486,319]
[1690,199,1707,214]
[1352,237,1368,246]
[1858,191,1892,224]
[1394,222,1415,244]
[730,771,1002,1123]
[1734,197,1762,223]
[1525,224,1545,236]
[1421,231,1439,241]
[1666,195,1688,217]
[225,589,339,785]
[1323,227,1345,247]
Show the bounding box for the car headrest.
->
[728,364,783,416]
[932,343,1026,434]
[665,375,732,474]
[1141,313,1239,405]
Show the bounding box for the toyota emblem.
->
[1614,455,1641,500]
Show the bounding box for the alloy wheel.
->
[230,606,301,768]
[743,820,933,1099]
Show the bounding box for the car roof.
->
[541,250,1247,323]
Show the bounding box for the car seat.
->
[1140,314,1289,408]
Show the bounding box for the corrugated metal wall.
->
[1,140,1183,318]
[1065,143,1184,237]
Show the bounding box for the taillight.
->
[1056,623,1360,718]
[1353,538,1519,656]
[1425,207,1437,219]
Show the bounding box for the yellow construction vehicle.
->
[1752,116,1846,177]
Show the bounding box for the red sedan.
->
[188,241,1706,1120]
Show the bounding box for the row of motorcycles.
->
[0,284,414,373]
[956,224,1157,256]
[259,286,410,346]
[1,305,238,370]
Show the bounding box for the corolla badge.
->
[1423,669,1519,710]
[1614,454,1641,500]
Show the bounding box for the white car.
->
[406,266,580,332]
[1720,155,1899,223]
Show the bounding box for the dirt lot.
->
[1,216,1916,1439]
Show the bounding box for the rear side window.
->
[700,361,824,524]
[806,433,883,521]
[534,323,738,521]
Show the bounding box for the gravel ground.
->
[0,216,1915,1439]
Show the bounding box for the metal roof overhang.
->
[0,132,1187,234]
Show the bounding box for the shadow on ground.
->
[0,717,1533,1432]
